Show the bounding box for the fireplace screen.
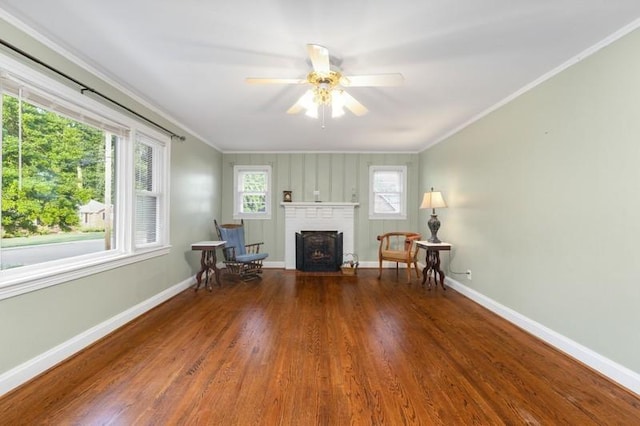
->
[295,231,343,272]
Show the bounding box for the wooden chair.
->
[377,232,422,283]
[214,219,268,280]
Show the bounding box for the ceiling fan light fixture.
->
[249,44,398,122]
[313,86,332,105]
[299,90,315,110]
[298,90,318,118]
[305,105,319,119]
[331,90,346,118]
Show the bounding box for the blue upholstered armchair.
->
[214,219,268,280]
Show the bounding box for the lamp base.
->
[427,214,442,244]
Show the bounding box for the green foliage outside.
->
[2,94,107,237]
[241,172,266,213]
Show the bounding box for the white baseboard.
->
[445,277,640,396]
[0,276,195,397]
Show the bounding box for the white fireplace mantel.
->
[281,202,358,269]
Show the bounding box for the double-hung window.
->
[0,51,170,300]
[135,134,165,247]
[233,165,272,219]
[369,165,407,220]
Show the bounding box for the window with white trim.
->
[233,165,272,219]
[0,52,170,300]
[369,165,407,219]
[135,134,166,246]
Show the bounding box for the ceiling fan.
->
[246,44,403,119]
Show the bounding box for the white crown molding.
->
[421,16,640,153]
[0,8,221,152]
[222,150,422,155]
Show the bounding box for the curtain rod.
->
[0,38,186,141]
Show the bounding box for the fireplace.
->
[282,202,357,270]
[296,231,343,272]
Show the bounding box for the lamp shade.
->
[420,190,447,209]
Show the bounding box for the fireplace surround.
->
[282,202,358,270]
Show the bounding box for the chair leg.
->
[414,261,420,278]
[406,263,411,283]
[378,257,382,279]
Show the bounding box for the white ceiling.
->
[1,1,640,153]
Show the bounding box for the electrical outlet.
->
[466,269,472,280]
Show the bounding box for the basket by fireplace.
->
[341,253,359,275]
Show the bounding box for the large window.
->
[0,53,170,300]
[233,165,272,219]
[369,165,407,220]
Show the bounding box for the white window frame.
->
[0,51,171,301]
[134,132,169,249]
[233,165,272,220]
[369,165,408,220]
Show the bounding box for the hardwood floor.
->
[1,269,638,424]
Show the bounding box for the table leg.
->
[204,249,222,288]
[195,249,222,291]
[421,252,429,287]
[421,249,435,288]
[195,251,206,291]
[432,250,446,290]
[421,249,447,291]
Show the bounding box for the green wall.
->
[221,153,423,263]
[0,19,223,375]
[420,28,640,373]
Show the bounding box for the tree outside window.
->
[1,93,116,270]
[233,165,271,219]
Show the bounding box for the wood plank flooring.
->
[1,269,639,425]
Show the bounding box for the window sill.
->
[0,245,171,301]
[232,214,272,220]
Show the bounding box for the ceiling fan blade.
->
[340,73,404,87]
[246,78,306,85]
[287,103,303,114]
[287,90,314,114]
[307,44,330,75]
[341,90,368,116]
